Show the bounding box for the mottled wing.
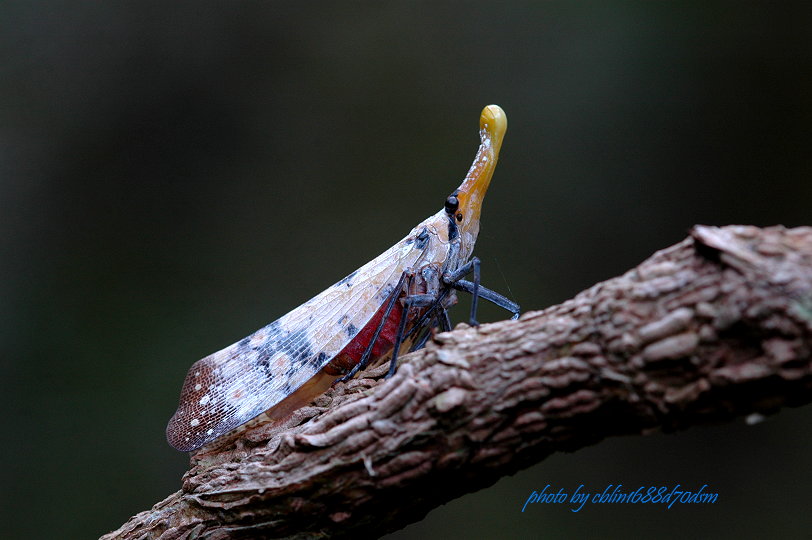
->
[166,233,427,451]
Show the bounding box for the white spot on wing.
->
[190,418,200,427]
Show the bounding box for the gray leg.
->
[452,279,520,319]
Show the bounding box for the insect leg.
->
[386,293,437,378]
[452,280,520,319]
[438,307,452,331]
[337,271,411,382]
[386,300,412,378]
[403,288,451,340]
[442,257,481,325]
[407,299,453,353]
[409,306,449,349]
[408,322,435,353]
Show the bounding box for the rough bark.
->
[103,225,812,540]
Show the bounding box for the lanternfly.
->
[167,105,519,452]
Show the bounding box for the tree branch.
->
[104,225,812,540]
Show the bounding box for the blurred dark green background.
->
[2,2,811,539]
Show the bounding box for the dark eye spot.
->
[444,195,459,214]
[456,212,463,222]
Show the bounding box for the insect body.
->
[167,105,518,452]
